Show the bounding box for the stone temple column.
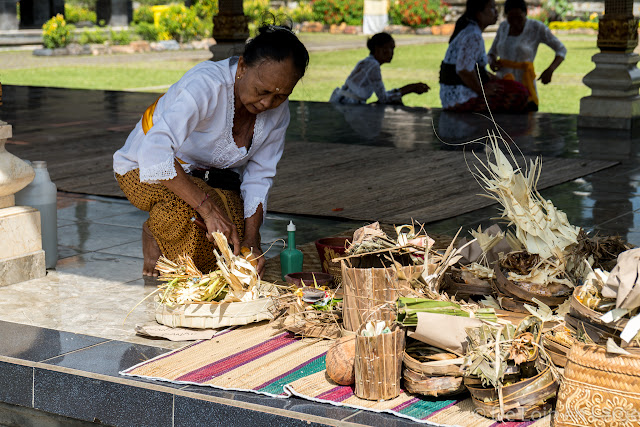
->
[578,0,640,130]
[0,85,46,286]
[209,0,250,59]
[0,0,19,31]
[96,0,132,27]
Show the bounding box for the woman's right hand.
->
[197,197,241,254]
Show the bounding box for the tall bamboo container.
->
[341,255,419,332]
[354,321,405,401]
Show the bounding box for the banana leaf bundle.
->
[462,315,559,421]
[396,297,497,326]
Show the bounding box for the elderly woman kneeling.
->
[113,23,309,277]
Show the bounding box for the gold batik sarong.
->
[116,96,244,273]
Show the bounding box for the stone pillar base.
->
[0,250,46,287]
[578,52,640,130]
[209,42,246,60]
[0,206,46,287]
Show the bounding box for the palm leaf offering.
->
[156,232,269,306]
[462,314,559,421]
[471,132,579,260]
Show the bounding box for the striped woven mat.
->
[121,322,551,426]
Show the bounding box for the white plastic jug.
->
[15,161,58,269]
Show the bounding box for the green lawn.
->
[0,35,598,114]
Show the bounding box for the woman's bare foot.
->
[142,223,161,277]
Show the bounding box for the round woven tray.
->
[555,343,640,426]
[402,368,466,397]
[402,350,464,377]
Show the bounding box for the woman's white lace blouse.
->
[113,58,289,219]
[488,18,566,84]
[439,21,487,109]
[331,55,401,104]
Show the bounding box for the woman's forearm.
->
[161,160,208,210]
[243,204,263,247]
[457,69,484,95]
[548,55,564,73]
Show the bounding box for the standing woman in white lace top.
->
[330,32,430,105]
[487,0,566,109]
[113,23,309,277]
[439,0,531,113]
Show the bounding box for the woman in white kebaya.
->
[330,32,430,105]
[488,0,566,108]
[113,23,308,277]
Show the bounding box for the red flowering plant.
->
[389,0,450,28]
[312,0,364,25]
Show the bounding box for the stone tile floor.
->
[3,87,640,425]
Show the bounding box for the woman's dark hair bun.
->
[243,13,309,77]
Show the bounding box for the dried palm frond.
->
[571,229,633,271]
[212,232,260,301]
[155,255,229,306]
[471,132,579,260]
[155,232,272,306]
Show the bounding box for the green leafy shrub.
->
[542,0,574,22]
[192,0,219,22]
[109,28,132,45]
[528,6,550,24]
[290,1,315,22]
[134,0,172,5]
[42,14,75,48]
[244,0,272,23]
[64,4,97,24]
[389,0,449,27]
[134,22,160,41]
[158,4,206,43]
[312,0,363,25]
[548,20,597,30]
[78,28,107,44]
[133,5,154,24]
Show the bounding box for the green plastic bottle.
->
[280,220,304,280]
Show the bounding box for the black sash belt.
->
[439,62,489,87]
[190,168,241,193]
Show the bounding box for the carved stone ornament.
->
[597,14,639,52]
[212,13,250,42]
[0,123,34,200]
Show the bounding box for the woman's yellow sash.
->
[498,59,538,106]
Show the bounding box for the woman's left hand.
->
[241,240,265,277]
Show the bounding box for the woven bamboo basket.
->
[155,283,278,329]
[354,321,405,401]
[465,366,558,421]
[555,343,640,427]
[342,255,420,332]
[494,264,572,307]
[402,350,464,377]
[403,368,466,397]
